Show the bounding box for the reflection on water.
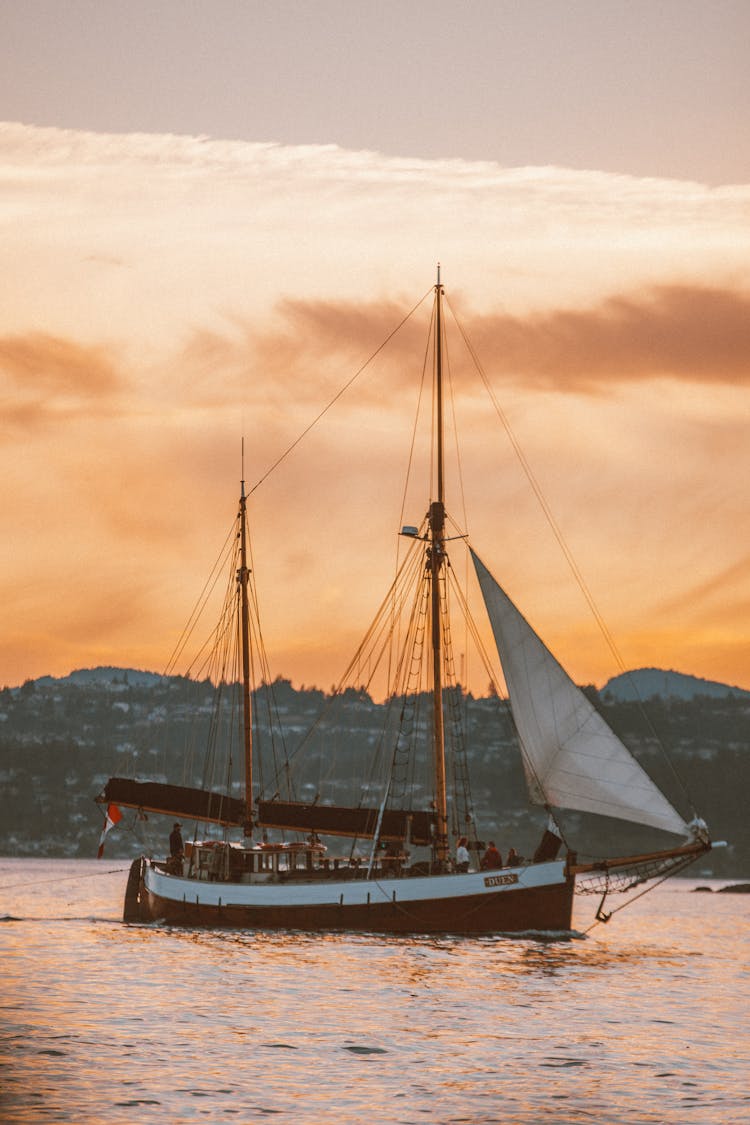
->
[1,859,748,1124]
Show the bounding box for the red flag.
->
[97,803,123,858]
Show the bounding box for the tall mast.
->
[430,265,449,865]
[238,475,254,835]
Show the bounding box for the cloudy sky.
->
[1,1,749,692]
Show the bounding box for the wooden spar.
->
[97,777,246,826]
[239,478,254,834]
[569,837,711,876]
[430,267,449,865]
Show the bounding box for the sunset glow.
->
[2,119,749,692]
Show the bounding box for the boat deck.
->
[160,840,517,885]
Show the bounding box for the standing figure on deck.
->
[455,836,470,873]
[169,822,184,859]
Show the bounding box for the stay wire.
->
[581,858,696,936]
[0,867,132,891]
[248,288,433,498]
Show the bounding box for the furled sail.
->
[97,778,247,827]
[471,550,690,837]
[257,800,436,845]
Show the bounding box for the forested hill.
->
[0,669,748,876]
[602,667,750,702]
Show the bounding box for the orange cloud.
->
[468,285,750,390]
[176,297,429,413]
[179,284,750,411]
[0,332,124,435]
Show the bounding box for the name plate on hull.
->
[483,873,519,888]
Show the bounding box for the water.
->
[1,859,748,1124]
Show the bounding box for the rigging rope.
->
[0,867,133,891]
[263,541,428,800]
[580,854,700,935]
[248,289,433,498]
[162,522,237,678]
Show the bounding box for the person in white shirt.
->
[455,836,470,873]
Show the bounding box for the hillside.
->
[0,668,748,876]
[602,668,750,703]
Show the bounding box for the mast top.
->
[436,262,442,287]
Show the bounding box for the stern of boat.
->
[123,856,148,922]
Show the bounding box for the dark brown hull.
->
[129,859,575,935]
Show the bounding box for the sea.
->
[1,859,747,1125]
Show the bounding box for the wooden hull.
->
[125,857,575,935]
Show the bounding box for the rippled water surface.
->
[1,859,748,1123]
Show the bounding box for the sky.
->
[1,1,749,693]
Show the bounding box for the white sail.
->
[471,550,690,837]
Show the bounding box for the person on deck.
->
[455,836,470,873]
[169,822,184,859]
[480,841,502,870]
[383,840,403,875]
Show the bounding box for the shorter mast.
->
[238,477,254,835]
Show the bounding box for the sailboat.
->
[97,271,711,933]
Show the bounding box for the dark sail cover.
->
[98,777,246,827]
[257,799,436,845]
